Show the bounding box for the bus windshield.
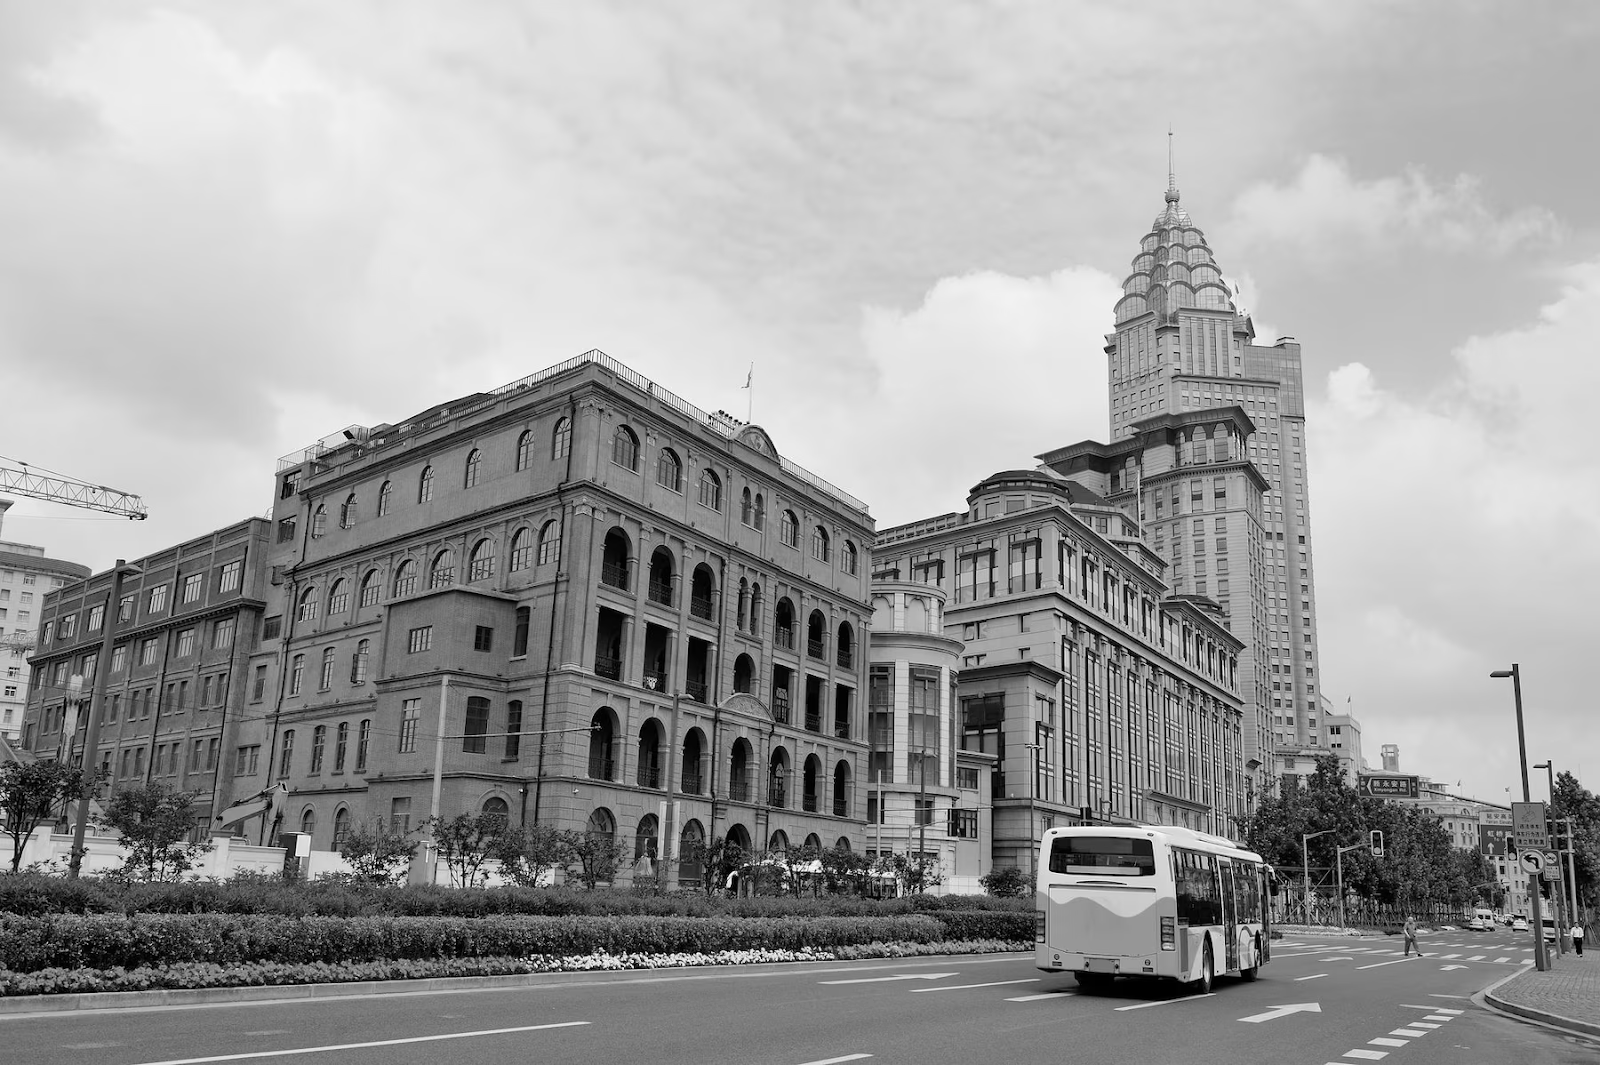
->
[1047,835,1156,877]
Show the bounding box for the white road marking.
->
[908,979,1040,993]
[1005,991,1078,1002]
[1295,974,1328,981]
[1391,1029,1427,1037]
[1440,965,1467,971]
[1422,1015,1454,1022]
[819,973,957,985]
[1369,1038,1409,1047]
[1467,955,1486,961]
[1343,1050,1388,1060]
[1356,957,1417,970]
[1114,993,1215,1011]
[795,1056,872,1065]
[1494,956,1511,963]
[1431,1008,1463,1014]
[125,1022,592,1065]
[1441,954,1461,959]
[1399,1004,1443,1010]
[1407,1023,1441,1029]
[1427,995,1470,1000]
[1239,1002,1321,1023]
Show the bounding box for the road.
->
[2,931,1595,1065]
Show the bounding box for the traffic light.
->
[1370,830,1384,857]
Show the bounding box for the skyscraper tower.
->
[1103,159,1326,763]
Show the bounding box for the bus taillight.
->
[1160,916,1176,950]
[1036,910,1046,942]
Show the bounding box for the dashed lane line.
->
[1356,957,1419,970]
[1295,974,1328,981]
[795,1056,871,1065]
[1113,993,1215,1011]
[908,979,1040,994]
[124,1022,592,1065]
[1004,991,1078,1002]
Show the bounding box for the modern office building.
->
[22,518,272,828]
[1097,173,1327,768]
[0,500,93,741]
[874,469,1248,871]
[233,350,874,879]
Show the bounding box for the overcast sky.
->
[2,2,1595,806]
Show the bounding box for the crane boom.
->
[0,459,147,520]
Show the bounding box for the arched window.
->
[690,564,715,620]
[811,525,830,562]
[768,829,790,852]
[836,621,855,670]
[832,760,851,818]
[681,729,705,795]
[327,578,349,615]
[333,806,351,850]
[612,425,639,471]
[588,708,617,780]
[697,469,722,511]
[600,528,630,589]
[648,547,675,606]
[768,746,789,808]
[510,528,533,571]
[842,540,858,576]
[587,807,616,845]
[733,653,754,694]
[750,583,763,631]
[288,657,304,696]
[340,492,358,529]
[729,739,753,803]
[807,609,826,659]
[351,638,370,684]
[393,559,417,597]
[736,577,748,629]
[637,719,664,789]
[656,448,682,492]
[301,807,316,839]
[463,448,482,488]
[296,587,318,622]
[468,539,495,582]
[377,480,393,517]
[754,493,766,530]
[552,417,572,460]
[417,465,434,503]
[429,549,455,588]
[311,505,327,539]
[780,510,799,548]
[318,648,335,691]
[516,430,533,471]
[774,597,794,649]
[804,832,822,854]
[803,755,821,812]
[538,520,561,566]
[635,813,659,861]
[679,819,706,885]
[740,487,753,526]
[483,796,509,823]
[359,568,382,607]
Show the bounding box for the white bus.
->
[1034,824,1273,994]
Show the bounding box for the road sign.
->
[1542,866,1558,882]
[1512,802,1550,851]
[1520,851,1545,874]
[1359,774,1420,799]
[1544,850,1560,867]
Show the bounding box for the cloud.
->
[1229,154,1559,260]
[1309,257,1600,795]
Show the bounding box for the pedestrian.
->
[1573,922,1585,957]
[1403,914,1420,957]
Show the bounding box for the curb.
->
[1476,966,1600,1041]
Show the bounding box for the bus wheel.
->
[1192,942,1214,995]
[1241,936,1261,982]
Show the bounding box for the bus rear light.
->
[1036,910,1046,942]
[1160,916,1176,950]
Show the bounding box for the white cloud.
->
[1229,154,1559,260]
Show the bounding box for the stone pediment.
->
[736,425,779,460]
[721,692,774,720]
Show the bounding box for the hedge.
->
[0,913,978,973]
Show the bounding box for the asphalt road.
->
[3,932,1596,1065]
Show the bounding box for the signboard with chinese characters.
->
[1511,801,1550,851]
[1358,774,1420,799]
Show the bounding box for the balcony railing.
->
[643,669,667,691]
[807,638,825,660]
[587,757,614,781]
[771,699,790,725]
[647,579,673,606]
[774,626,794,650]
[682,772,703,796]
[636,764,661,789]
[689,596,714,621]
[836,648,854,670]
[768,781,787,808]
[804,711,821,733]
[601,562,629,590]
[728,779,751,803]
[802,794,818,813]
[685,680,708,703]
[594,655,622,680]
[832,796,848,817]
[834,717,850,739]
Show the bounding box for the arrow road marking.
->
[818,973,957,985]
[1239,1002,1322,1024]
[1440,965,1467,971]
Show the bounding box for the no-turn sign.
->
[1520,851,1545,874]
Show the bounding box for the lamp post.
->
[1023,742,1043,883]
[1303,829,1333,925]
[1533,761,1570,954]
[1334,841,1367,932]
[68,560,140,879]
[1491,664,1546,971]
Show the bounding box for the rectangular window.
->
[505,700,522,760]
[213,617,235,649]
[309,726,325,774]
[181,573,203,604]
[140,638,159,666]
[148,585,169,613]
[176,629,196,657]
[289,655,304,695]
[513,607,530,657]
[948,808,979,839]
[276,730,293,779]
[473,625,493,652]
[398,699,420,752]
[217,559,243,593]
[87,605,104,632]
[390,797,412,834]
[262,616,282,641]
[334,721,349,772]
[356,719,371,770]
[251,664,267,701]
[463,696,490,754]
[408,627,432,653]
[956,766,980,790]
[111,645,127,674]
[235,745,261,776]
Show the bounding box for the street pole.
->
[68,560,138,879]
[1024,742,1042,884]
[1534,761,1568,954]
[1562,817,1580,932]
[1491,664,1545,971]
[427,675,451,885]
[1303,829,1333,925]
[1335,842,1365,932]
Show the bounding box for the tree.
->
[1,760,92,873]
[563,829,626,889]
[1552,770,1600,910]
[820,843,871,895]
[100,783,212,882]
[494,823,573,888]
[680,835,743,895]
[980,866,1031,899]
[428,812,514,888]
[340,820,417,885]
[875,851,944,895]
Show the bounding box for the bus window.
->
[1048,835,1156,876]
[1175,849,1221,925]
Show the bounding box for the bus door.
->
[1219,860,1239,972]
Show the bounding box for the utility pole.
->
[1303,829,1333,925]
[1561,817,1580,931]
[68,560,140,878]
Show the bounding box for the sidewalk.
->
[1483,952,1600,1038]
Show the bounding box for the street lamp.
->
[1491,664,1546,971]
[1023,742,1043,883]
[1303,829,1333,925]
[1533,761,1569,954]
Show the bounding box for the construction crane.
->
[0,456,146,520]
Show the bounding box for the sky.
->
[1,1,1596,807]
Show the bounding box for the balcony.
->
[768,781,787,808]
[807,639,825,660]
[774,626,794,650]
[683,771,703,796]
[689,596,714,621]
[594,655,622,681]
[643,669,667,691]
[647,579,673,606]
[728,780,751,803]
[686,680,708,703]
[802,793,818,813]
[636,765,661,789]
[836,648,854,670]
[833,796,848,817]
[834,719,850,740]
[804,711,821,733]
[601,563,629,591]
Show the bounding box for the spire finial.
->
[1165,126,1180,204]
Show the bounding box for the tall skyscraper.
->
[1099,168,1326,762]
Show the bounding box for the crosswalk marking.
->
[1441,954,1460,959]
[1494,957,1511,963]
[1467,955,1485,961]
[1369,1038,1409,1047]
[1391,1029,1427,1037]
[1343,1050,1388,1060]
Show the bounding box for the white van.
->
[1471,908,1495,931]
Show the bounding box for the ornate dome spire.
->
[1112,138,1234,325]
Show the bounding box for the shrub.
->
[0,873,117,917]
[979,867,1032,899]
